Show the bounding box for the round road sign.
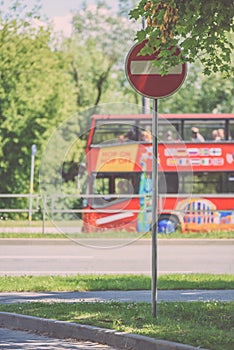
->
[125,39,187,99]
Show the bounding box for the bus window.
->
[158,173,179,193]
[179,173,193,194]
[93,176,110,195]
[230,120,234,140]
[92,173,140,207]
[115,179,133,194]
[183,120,226,141]
[138,120,181,142]
[158,121,181,142]
[138,121,152,134]
[180,172,230,194]
[92,122,136,145]
[118,125,138,142]
[91,175,111,207]
[227,173,234,192]
[166,173,179,193]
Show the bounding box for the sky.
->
[2,0,120,36]
[2,0,119,17]
[39,0,119,17]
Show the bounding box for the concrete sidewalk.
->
[0,289,233,304]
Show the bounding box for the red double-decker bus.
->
[82,113,234,233]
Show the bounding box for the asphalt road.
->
[0,289,233,304]
[0,239,233,276]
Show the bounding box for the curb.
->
[0,312,207,350]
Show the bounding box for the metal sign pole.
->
[151,98,158,317]
[29,144,37,223]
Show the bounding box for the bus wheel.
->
[158,215,180,234]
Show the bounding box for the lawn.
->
[0,301,233,350]
[0,220,234,238]
[0,230,234,239]
[0,273,233,349]
[0,273,233,292]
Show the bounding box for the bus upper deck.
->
[87,113,234,146]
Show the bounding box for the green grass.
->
[0,220,83,228]
[0,273,233,349]
[0,301,233,350]
[159,230,234,239]
[0,233,66,239]
[0,220,55,227]
[0,230,234,239]
[0,274,233,292]
[0,219,234,238]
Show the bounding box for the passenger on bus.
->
[116,180,131,194]
[140,130,152,142]
[165,130,173,141]
[117,126,138,142]
[191,127,205,142]
[126,126,138,141]
[217,128,225,140]
[117,134,126,142]
[211,129,221,142]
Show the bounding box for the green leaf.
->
[129,9,140,20]
[136,29,146,43]
[129,0,234,77]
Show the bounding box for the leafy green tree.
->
[159,63,234,113]
[0,7,77,202]
[64,1,138,108]
[1,0,233,218]
[129,0,234,76]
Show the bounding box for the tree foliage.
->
[129,0,234,76]
[64,1,137,108]
[0,0,233,207]
[160,63,234,113]
[0,7,77,197]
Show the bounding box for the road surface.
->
[0,239,233,276]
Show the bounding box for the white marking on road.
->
[158,270,193,274]
[0,271,151,276]
[0,256,93,259]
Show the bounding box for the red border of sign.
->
[125,40,187,99]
